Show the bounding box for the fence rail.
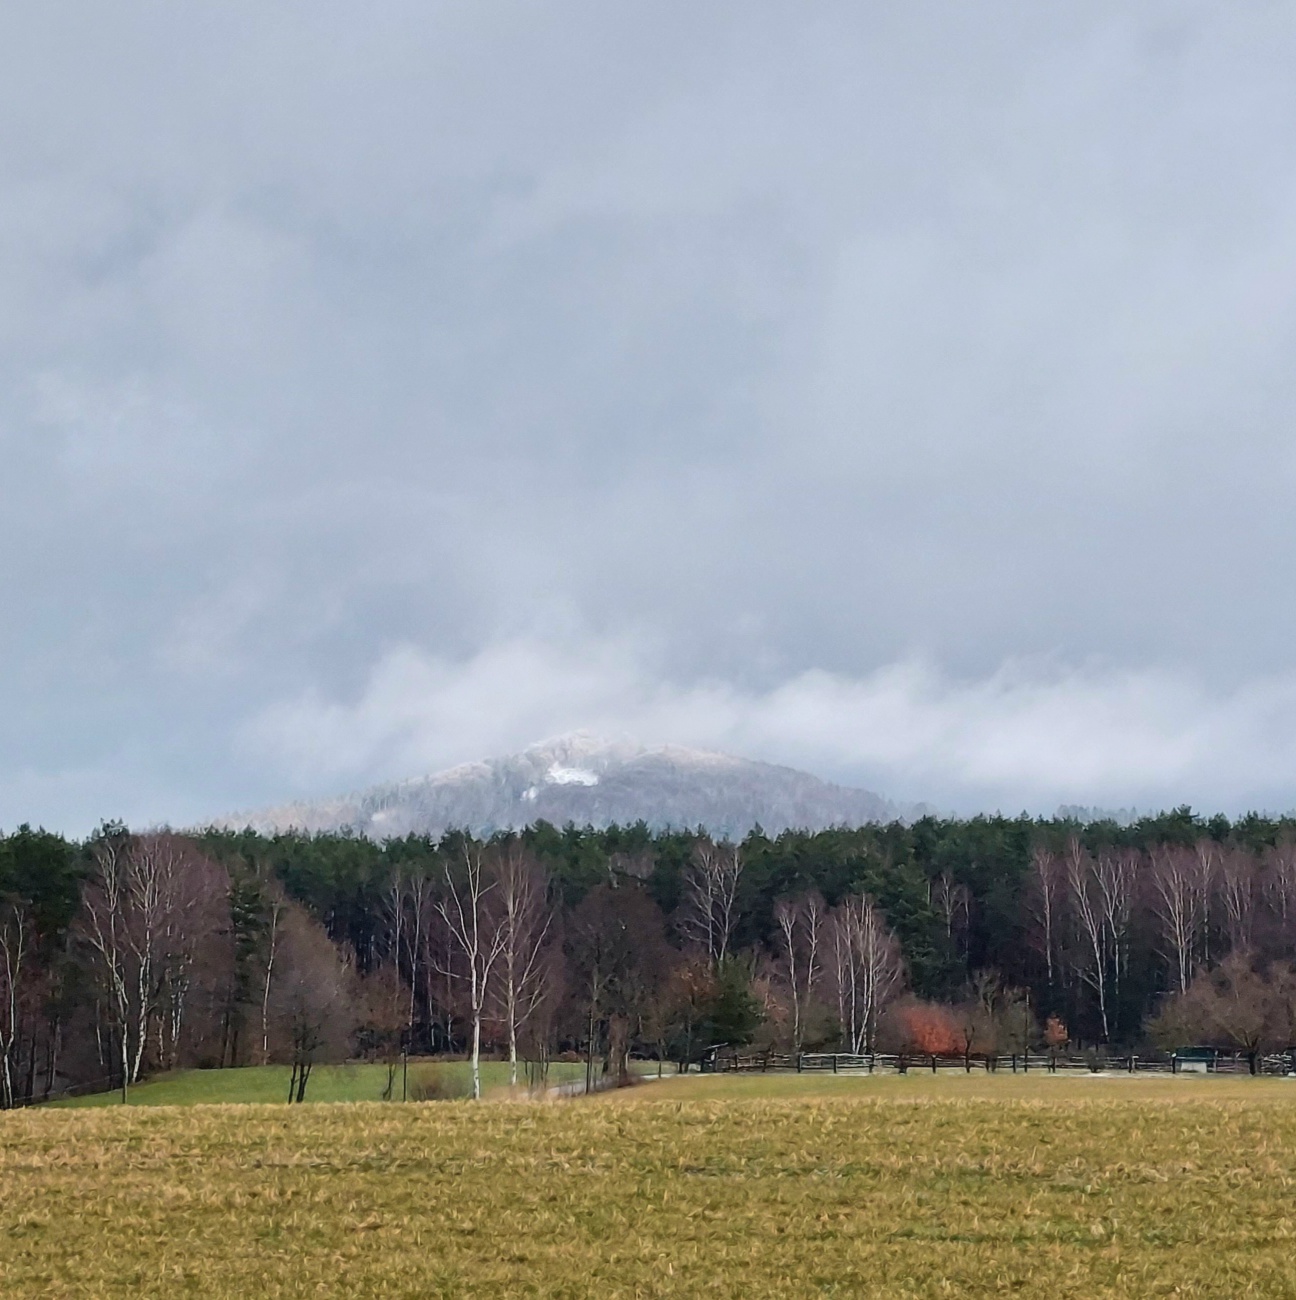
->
[700,1048,1296,1077]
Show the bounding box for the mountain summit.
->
[216,733,907,839]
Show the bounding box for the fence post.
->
[797,1052,802,1074]
[833,1054,838,1074]
[1129,1054,1135,1074]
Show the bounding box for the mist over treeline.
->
[3,808,1296,1105]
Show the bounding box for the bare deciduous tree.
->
[1064,840,1133,1041]
[385,870,404,991]
[1264,838,1296,935]
[402,874,431,1039]
[1027,848,1063,998]
[830,894,904,1053]
[1097,849,1136,1008]
[0,903,29,1109]
[435,845,508,1100]
[385,869,432,1044]
[154,846,228,1072]
[773,892,823,1053]
[354,961,407,1099]
[681,839,743,965]
[266,904,354,1102]
[1149,951,1296,1074]
[1192,840,1219,967]
[1217,848,1256,955]
[1064,839,1107,1039]
[956,971,1003,1070]
[258,889,285,1066]
[932,872,971,955]
[491,844,554,1088]
[1150,846,1208,995]
[79,833,229,1092]
[79,834,134,1096]
[569,883,670,1088]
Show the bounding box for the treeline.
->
[4,808,1296,1104]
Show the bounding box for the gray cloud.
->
[242,636,1296,818]
[4,3,1296,833]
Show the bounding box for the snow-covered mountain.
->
[215,733,913,839]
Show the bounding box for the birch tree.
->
[259,890,285,1065]
[1096,849,1136,1008]
[435,845,507,1100]
[385,871,404,995]
[79,832,135,1093]
[830,894,904,1053]
[1064,841,1134,1041]
[1193,840,1219,967]
[79,833,228,1089]
[1217,848,1256,955]
[932,872,971,957]
[491,844,554,1087]
[773,892,823,1053]
[401,873,431,1040]
[1264,838,1296,936]
[383,868,431,1040]
[1151,845,1207,995]
[0,903,29,1109]
[1064,839,1110,1041]
[154,844,228,1072]
[1027,848,1063,999]
[681,839,743,964]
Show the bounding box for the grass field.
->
[5,1071,1296,1296]
[47,1059,592,1107]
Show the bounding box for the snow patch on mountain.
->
[546,764,599,787]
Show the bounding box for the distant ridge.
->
[214,733,916,840]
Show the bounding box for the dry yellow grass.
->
[4,1073,1296,1296]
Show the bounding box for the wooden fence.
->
[700,1049,1296,1077]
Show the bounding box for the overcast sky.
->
[5,3,1296,834]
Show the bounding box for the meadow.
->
[46,1059,592,1107]
[4,1072,1296,1296]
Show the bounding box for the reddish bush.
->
[1044,1014,1068,1050]
[901,1002,962,1058]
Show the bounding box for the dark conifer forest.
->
[3,808,1296,1104]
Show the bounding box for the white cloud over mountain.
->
[245,638,1296,816]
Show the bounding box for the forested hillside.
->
[216,734,903,839]
[3,808,1296,1104]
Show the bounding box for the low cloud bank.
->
[244,638,1296,816]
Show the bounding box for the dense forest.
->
[3,808,1296,1105]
